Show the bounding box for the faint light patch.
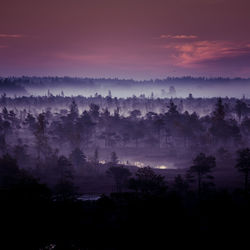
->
[78,194,100,201]
[133,161,145,168]
[155,164,177,169]
[40,244,56,250]
[155,165,168,169]
[0,34,24,38]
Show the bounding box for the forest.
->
[1,83,250,249]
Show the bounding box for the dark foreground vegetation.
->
[1,149,250,249]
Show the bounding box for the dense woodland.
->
[2,93,250,191]
[1,94,250,162]
[2,86,250,249]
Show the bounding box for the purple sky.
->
[1,0,250,79]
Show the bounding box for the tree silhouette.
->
[129,109,141,120]
[69,99,79,120]
[93,148,99,164]
[69,148,86,169]
[167,99,179,116]
[54,156,78,201]
[106,166,131,192]
[235,148,250,193]
[153,118,165,147]
[110,151,119,165]
[129,167,166,195]
[173,174,189,194]
[89,103,100,121]
[235,100,248,122]
[212,98,225,121]
[34,113,50,159]
[25,113,36,130]
[187,153,216,195]
[13,143,29,168]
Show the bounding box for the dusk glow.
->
[1,0,250,78]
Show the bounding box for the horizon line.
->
[1,75,250,81]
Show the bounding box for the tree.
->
[25,113,36,130]
[173,174,189,194]
[69,148,86,169]
[2,107,8,120]
[106,166,131,192]
[57,156,74,182]
[13,143,29,168]
[235,100,248,122]
[153,118,165,147]
[110,151,119,165]
[69,99,79,120]
[129,167,167,195]
[210,118,240,143]
[131,121,145,147]
[212,98,225,121]
[89,103,100,121]
[54,156,78,201]
[93,148,99,164]
[216,147,232,163]
[187,153,216,195]
[167,99,179,116]
[235,148,250,193]
[77,111,96,148]
[129,110,141,120]
[34,113,50,159]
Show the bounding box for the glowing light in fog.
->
[155,165,168,169]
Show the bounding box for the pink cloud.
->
[0,34,24,38]
[160,34,198,39]
[163,40,250,67]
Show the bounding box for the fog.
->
[23,81,250,99]
[1,77,249,191]
[2,76,250,249]
[1,77,250,98]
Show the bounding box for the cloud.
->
[160,34,198,39]
[162,40,250,68]
[0,34,24,38]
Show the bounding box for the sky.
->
[0,0,250,79]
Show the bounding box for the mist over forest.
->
[1,76,250,249]
[1,76,250,98]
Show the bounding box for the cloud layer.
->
[163,40,250,68]
[160,34,198,39]
[1,0,250,78]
